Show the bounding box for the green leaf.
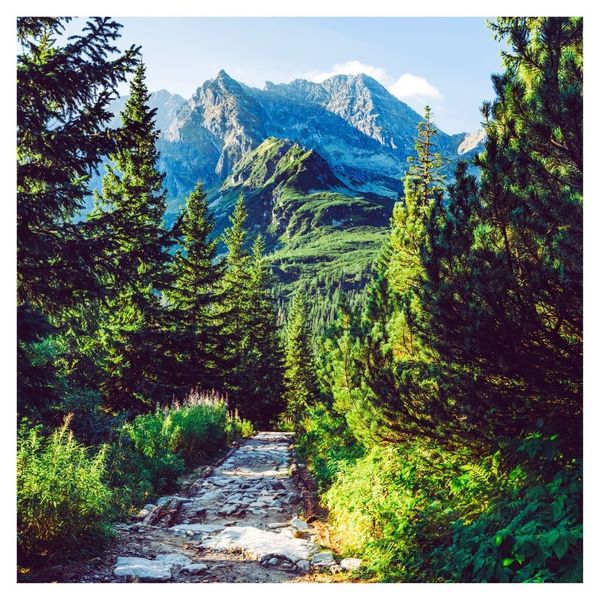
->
[495,534,503,546]
[552,498,565,521]
[502,558,515,567]
[545,529,560,547]
[553,537,569,560]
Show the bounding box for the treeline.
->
[18,18,286,429]
[294,17,583,582]
[16,17,288,567]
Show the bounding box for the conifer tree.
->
[240,235,285,425]
[220,196,252,413]
[283,289,319,424]
[167,182,225,393]
[422,17,583,453]
[90,61,174,412]
[351,108,450,443]
[17,17,138,416]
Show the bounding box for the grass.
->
[17,417,114,565]
[17,389,255,567]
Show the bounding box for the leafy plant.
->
[431,463,582,582]
[17,418,114,565]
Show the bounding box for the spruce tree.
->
[283,289,319,425]
[167,182,225,393]
[220,195,252,414]
[17,17,138,416]
[90,61,174,412]
[351,108,451,443]
[241,235,285,426]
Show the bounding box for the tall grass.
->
[17,417,114,565]
[17,389,256,567]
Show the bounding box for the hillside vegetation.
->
[17,16,582,583]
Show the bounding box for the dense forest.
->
[17,16,582,582]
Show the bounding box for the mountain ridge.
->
[111,70,483,209]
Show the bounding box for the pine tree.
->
[167,182,225,393]
[350,108,451,443]
[422,17,583,453]
[220,195,253,413]
[388,105,445,294]
[238,235,285,425]
[283,288,319,425]
[90,61,174,412]
[17,17,138,416]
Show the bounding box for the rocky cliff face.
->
[101,71,485,291]
[123,70,484,210]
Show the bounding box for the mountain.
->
[157,70,482,206]
[99,70,485,290]
[212,137,394,289]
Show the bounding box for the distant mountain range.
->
[102,70,485,290]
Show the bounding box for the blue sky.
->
[80,17,504,134]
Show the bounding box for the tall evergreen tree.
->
[90,61,174,412]
[167,182,225,393]
[283,288,320,425]
[17,17,138,416]
[220,197,285,424]
[241,235,285,426]
[422,17,583,453]
[219,195,253,414]
[349,108,451,443]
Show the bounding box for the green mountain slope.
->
[212,137,394,291]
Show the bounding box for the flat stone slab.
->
[181,562,209,574]
[114,553,195,581]
[312,551,337,568]
[202,526,315,563]
[290,517,309,531]
[340,557,363,571]
[169,523,225,537]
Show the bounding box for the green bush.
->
[297,402,363,490]
[323,441,502,581]
[430,463,582,582]
[226,415,256,443]
[307,422,582,583]
[120,411,186,493]
[115,400,235,506]
[165,403,229,467]
[17,419,114,565]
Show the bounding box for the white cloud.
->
[306,61,393,85]
[305,62,442,106]
[388,73,441,100]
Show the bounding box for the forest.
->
[17,17,582,583]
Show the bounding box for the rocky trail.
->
[30,432,361,583]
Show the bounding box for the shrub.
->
[322,442,495,581]
[120,412,186,494]
[296,402,363,491]
[164,403,229,467]
[17,418,114,565]
[430,463,582,582]
[226,415,256,443]
[312,428,582,583]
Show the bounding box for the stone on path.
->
[169,523,225,538]
[312,551,337,568]
[290,517,309,531]
[340,557,363,571]
[296,559,311,573]
[202,525,315,564]
[114,553,203,582]
[181,562,209,574]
